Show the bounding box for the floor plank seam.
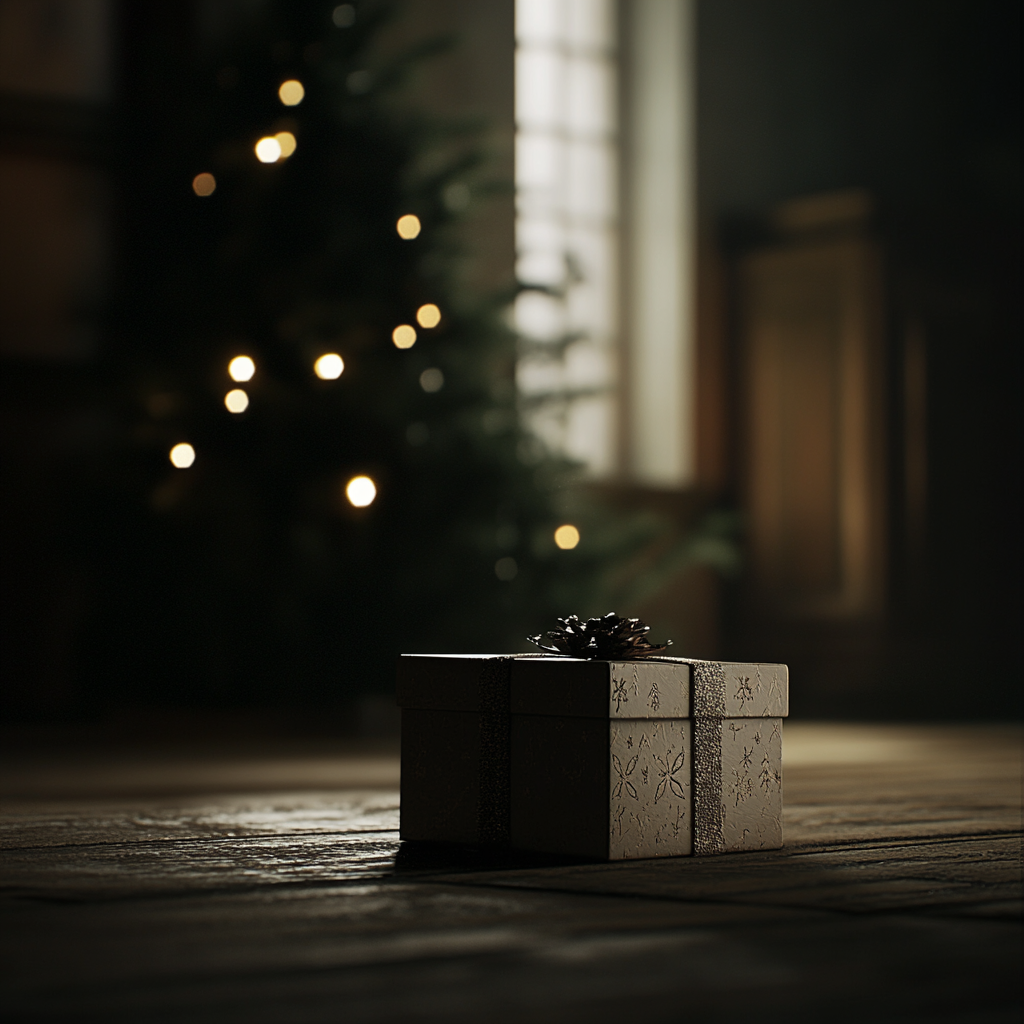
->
[0,827,402,854]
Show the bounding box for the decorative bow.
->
[528,612,672,660]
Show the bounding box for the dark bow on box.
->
[528,612,672,660]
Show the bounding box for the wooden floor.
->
[1,722,1020,1022]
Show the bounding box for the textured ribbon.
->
[478,657,513,844]
[691,661,726,855]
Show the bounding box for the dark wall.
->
[698,0,1020,717]
[698,0,1018,219]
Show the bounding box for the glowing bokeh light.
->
[416,303,441,328]
[192,173,216,196]
[419,367,444,392]
[228,355,255,381]
[554,524,580,550]
[346,475,376,507]
[278,79,305,106]
[314,353,344,379]
[396,214,421,239]
[224,389,249,413]
[392,324,417,349]
[275,131,297,157]
[169,443,195,468]
[255,136,282,163]
[333,4,355,28]
[494,556,518,581]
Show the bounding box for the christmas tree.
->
[78,1,664,712]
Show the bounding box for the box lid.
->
[396,654,514,712]
[398,654,788,718]
[511,657,787,719]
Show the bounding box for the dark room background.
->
[0,0,1018,725]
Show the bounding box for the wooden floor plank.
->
[0,723,1020,1021]
[0,791,399,850]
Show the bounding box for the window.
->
[515,0,696,487]
[514,0,618,475]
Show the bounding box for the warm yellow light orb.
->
[278,79,305,106]
[192,172,216,196]
[255,136,282,163]
[224,389,249,413]
[346,475,376,508]
[314,353,344,379]
[169,443,195,468]
[228,355,255,381]
[392,324,417,349]
[554,524,580,550]
[416,303,441,328]
[275,131,297,158]
[396,214,421,239]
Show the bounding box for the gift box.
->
[397,653,788,860]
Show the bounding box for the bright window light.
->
[515,0,618,476]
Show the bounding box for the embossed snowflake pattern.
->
[612,753,639,799]
[672,804,686,837]
[611,677,629,712]
[734,674,755,709]
[729,768,754,806]
[612,803,626,837]
[648,679,661,712]
[653,750,686,803]
[759,752,781,792]
[609,720,693,859]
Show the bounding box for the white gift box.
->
[398,654,788,860]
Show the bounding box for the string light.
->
[192,173,216,196]
[392,324,416,349]
[278,80,304,106]
[169,443,195,468]
[228,356,255,381]
[275,131,297,158]
[554,524,580,550]
[419,368,444,392]
[346,475,376,507]
[224,389,249,413]
[255,136,282,163]
[314,353,344,379]
[396,214,421,239]
[416,303,441,328]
